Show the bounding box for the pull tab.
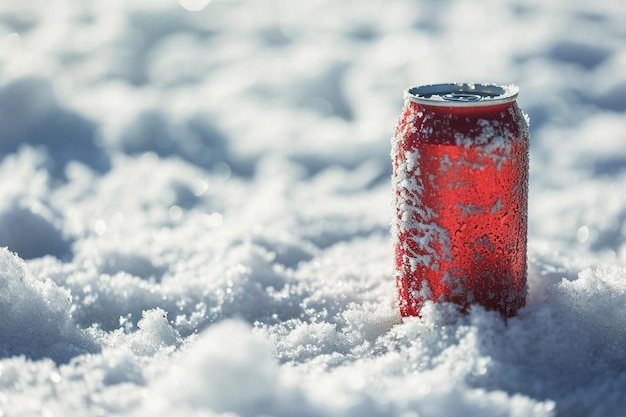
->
[442,93,483,102]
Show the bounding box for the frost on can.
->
[391,83,530,317]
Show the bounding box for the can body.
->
[391,83,529,317]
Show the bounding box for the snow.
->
[1,0,626,416]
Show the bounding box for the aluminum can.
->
[391,83,529,317]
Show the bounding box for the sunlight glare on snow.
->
[178,0,211,12]
[94,219,107,236]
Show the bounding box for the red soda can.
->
[391,83,529,317]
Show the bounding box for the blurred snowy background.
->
[1,0,625,416]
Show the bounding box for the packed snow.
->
[1,0,625,416]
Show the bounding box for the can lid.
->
[405,83,519,107]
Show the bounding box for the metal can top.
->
[405,83,519,107]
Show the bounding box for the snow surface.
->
[1,0,625,416]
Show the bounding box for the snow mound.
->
[0,248,95,362]
[143,320,309,417]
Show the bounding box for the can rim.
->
[405,83,519,107]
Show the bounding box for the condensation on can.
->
[391,83,530,317]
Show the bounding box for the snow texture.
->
[1,0,626,416]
